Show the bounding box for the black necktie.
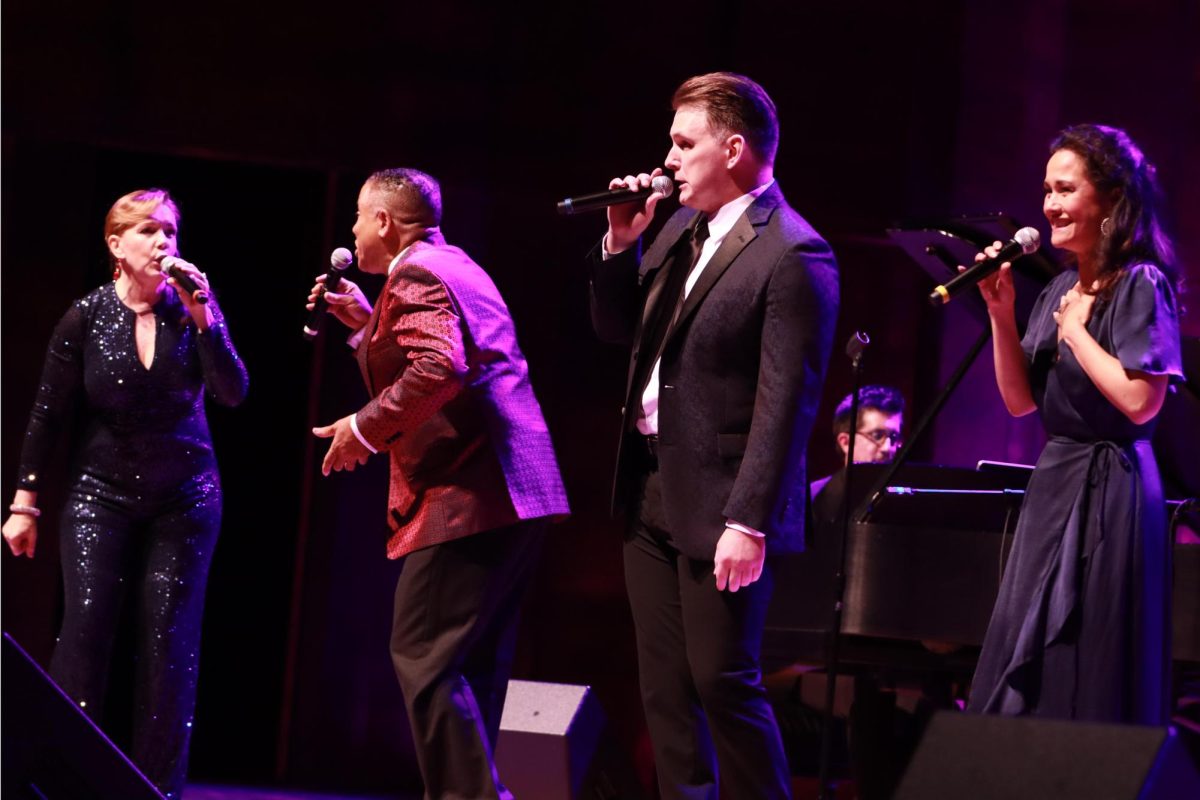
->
[670,216,709,329]
[636,216,709,395]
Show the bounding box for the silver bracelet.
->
[9,504,41,518]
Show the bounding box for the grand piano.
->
[762,462,1200,673]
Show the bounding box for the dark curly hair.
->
[1049,124,1177,294]
[832,384,905,438]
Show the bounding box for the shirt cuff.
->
[347,326,367,349]
[600,234,613,261]
[349,414,378,454]
[726,520,765,538]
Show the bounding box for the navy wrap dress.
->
[968,263,1182,725]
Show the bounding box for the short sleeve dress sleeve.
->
[1107,263,1183,380]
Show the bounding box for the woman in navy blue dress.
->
[2,189,248,796]
[966,125,1183,725]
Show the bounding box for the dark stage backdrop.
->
[3,0,1197,794]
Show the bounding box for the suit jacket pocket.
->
[716,433,749,458]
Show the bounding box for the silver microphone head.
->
[330,247,354,268]
[1015,226,1040,254]
[651,175,675,198]
[159,256,209,303]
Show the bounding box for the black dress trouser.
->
[390,517,548,800]
[624,467,791,800]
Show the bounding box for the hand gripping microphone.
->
[928,227,1040,306]
[303,247,355,340]
[557,175,674,215]
[160,257,210,304]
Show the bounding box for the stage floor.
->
[183,779,850,800]
[185,787,419,800]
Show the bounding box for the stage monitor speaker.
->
[2,632,163,799]
[895,711,1200,800]
[495,679,643,800]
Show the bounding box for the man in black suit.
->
[588,73,839,799]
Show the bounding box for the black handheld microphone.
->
[557,175,674,215]
[161,257,210,304]
[928,227,1040,306]
[303,248,355,340]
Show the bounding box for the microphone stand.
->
[817,331,869,800]
[816,323,990,799]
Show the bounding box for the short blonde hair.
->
[104,188,180,254]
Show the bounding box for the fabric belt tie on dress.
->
[1083,440,1133,557]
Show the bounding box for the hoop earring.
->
[1100,217,1113,237]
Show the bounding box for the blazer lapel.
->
[666,187,782,341]
[639,252,676,331]
[356,284,388,396]
[670,215,754,338]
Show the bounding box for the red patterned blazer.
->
[354,239,569,558]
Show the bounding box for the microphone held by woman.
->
[161,255,210,304]
[929,226,1040,305]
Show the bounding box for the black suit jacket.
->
[589,183,839,559]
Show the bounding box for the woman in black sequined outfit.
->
[2,188,248,798]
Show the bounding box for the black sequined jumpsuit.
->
[16,282,248,798]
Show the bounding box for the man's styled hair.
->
[672,72,779,164]
[832,385,905,437]
[367,167,443,227]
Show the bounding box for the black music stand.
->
[817,332,870,799]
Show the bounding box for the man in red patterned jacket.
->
[310,167,569,800]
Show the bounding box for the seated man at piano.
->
[796,385,956,799]
[810,384,905,525]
